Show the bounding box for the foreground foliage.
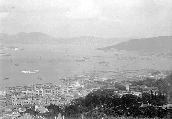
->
[25,88,168,118]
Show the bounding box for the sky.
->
[0,0,172,38]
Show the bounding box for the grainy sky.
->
[0,0,172,38]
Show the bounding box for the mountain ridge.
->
[0,32,127,48]
[98,36,172,54]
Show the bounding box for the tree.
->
[46,104,61,115]
[143,106,157,118]
[64,104,80,116]
[142,92,151,104]
[121,94,140,116]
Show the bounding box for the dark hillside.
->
[99,36,172,53]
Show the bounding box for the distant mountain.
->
[0,32,58,44]
[0,32,127,49]
[0,32,103,44]
[98,36,172,54]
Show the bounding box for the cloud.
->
[0,12,9,22]
[66,0,101,19]
[0,0,172,37]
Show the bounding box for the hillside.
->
[0,32,103,45]
[0,32,58,44]
[0,32,126,49]
[98,36,172,54]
